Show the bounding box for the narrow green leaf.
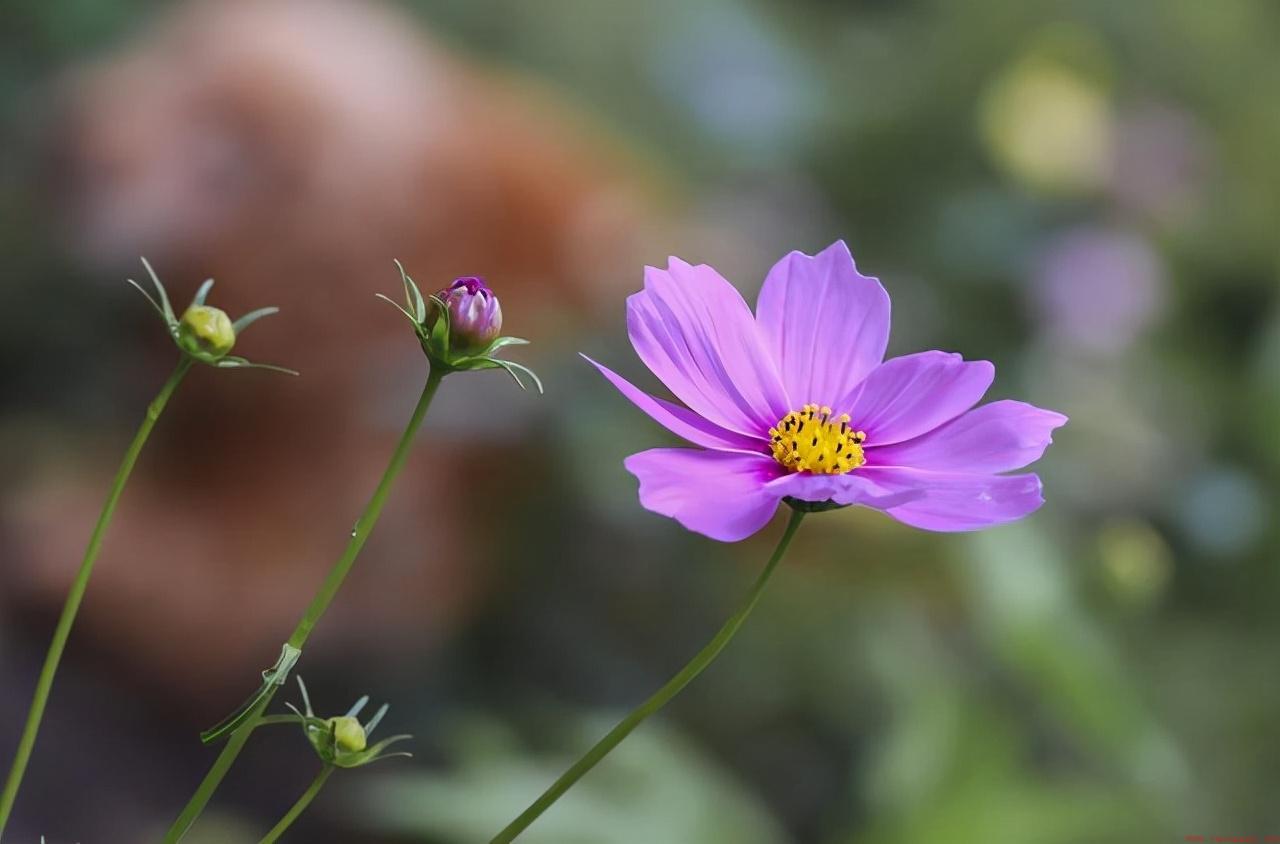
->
[348,751,413,767]
[427,293,450,353]
[408,277,428,324]
[490,358,545,394]
[297,677,314,716]
[481,336,531,356]
[344,695,370,719]
[192,278,215,307]
[199,680,274,744]
[375,292,418,324]
[364,703,390,737]
[126,278,167,321]
[201,644,302,743]
[230,306,279,334]
[140,257,175,323]
[215,357,300,376]
[395,259,428,322]
[336,734,413,768]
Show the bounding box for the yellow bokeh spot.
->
[769,404,866,475]
[979,25,1114,195]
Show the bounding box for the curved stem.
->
[0,358,192,837]
[258,765,333,844]
[489,508,806,844]
[162,366,445,843]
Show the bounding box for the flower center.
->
[769,404,866,475]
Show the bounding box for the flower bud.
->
[327,716,367,753]
[178,304,236,359]
[431,276,502,354]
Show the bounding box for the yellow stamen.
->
[768,404,866,475]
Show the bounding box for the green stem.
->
[162,366,445,843]
[0,358,193,837]
[489,508,807,844]
[257,766,333,844]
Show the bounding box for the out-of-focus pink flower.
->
[1111,102,1209,223]
[586,241,1067,541]
[1032,227,1165,355]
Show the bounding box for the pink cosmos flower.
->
[586,241,1067,541]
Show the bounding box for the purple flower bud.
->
[433,276,503,353]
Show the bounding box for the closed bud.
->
[178,305,236,359]
[327,716,367,753]
[431,276,502,354]
[383,264,538,390]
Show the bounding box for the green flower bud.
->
[327,715,367,753]
[178,304,236,359]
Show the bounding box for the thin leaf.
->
[254,713,305,728]
[408,277,428,323]
[351,751,414,767]
[375,292,418,324]
[296,676,314,717]
[364,734,414,756]
[192,278,215,307]
[395,259,428,322]
[488,336,531,350]
[215,357,300,376]
[126,278,167,322]
[302,716,329,733]
[489,358,544,394]
[201,645,301,743]
[426,293,449,328]
[426,293,450,353]
[364,703,390,737]
[200,680,274,744]
[394,259,412,308]
[345,695,370,719]
[231,306,279,334]
[337,734,413,768]
[140,257,175,323]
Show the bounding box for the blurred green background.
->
[2,1,1278,842]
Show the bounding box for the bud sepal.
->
[128,257,297,375]
[783,496,849,514]
[378,261,542,393]
[282,677,412,769]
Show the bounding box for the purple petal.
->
[844,351,994,445]
[628,259,790,438]
[765,471,926,509]
[583,355,766,453]
[624,448,785,542]
[854,467,1047,532]
[869,401,1068,474]
[756,241,891,409]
